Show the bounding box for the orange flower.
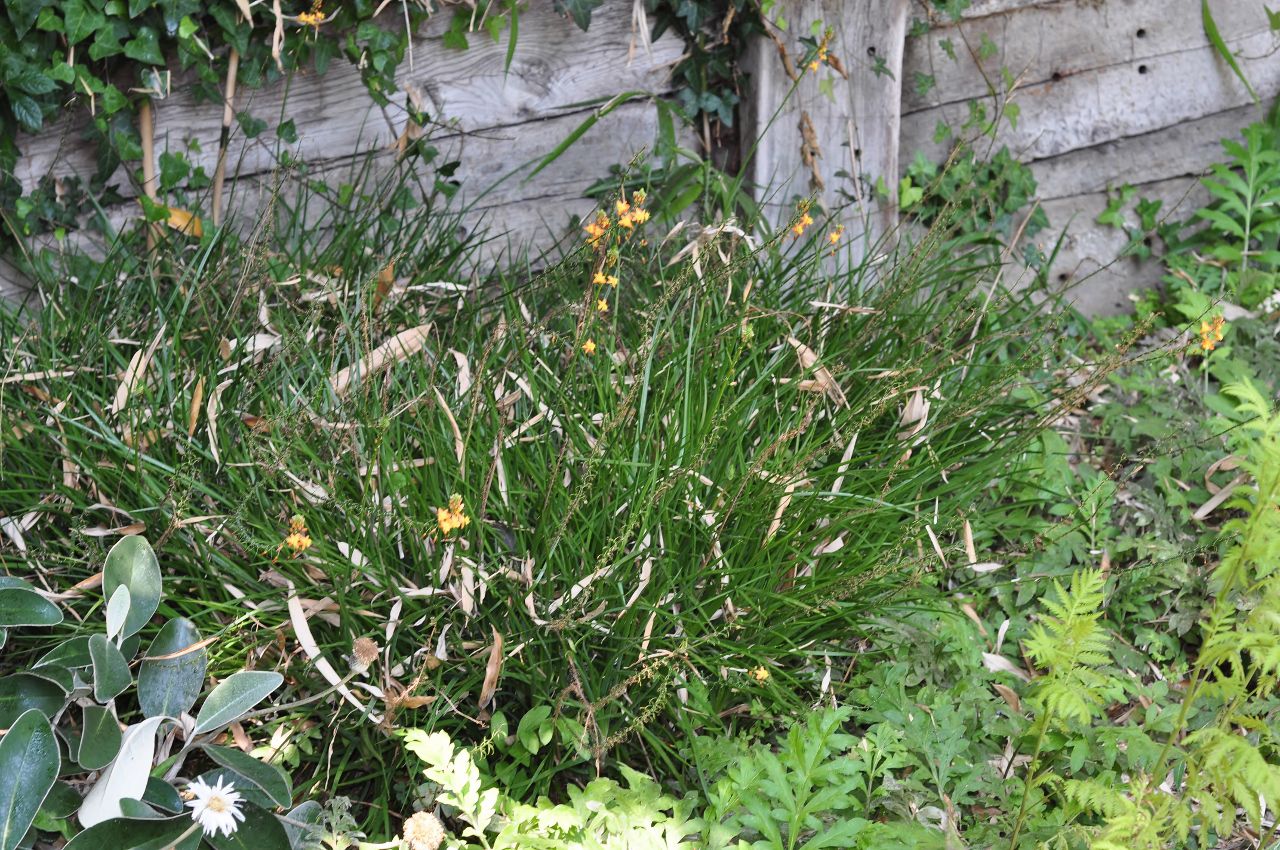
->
[582,339,597,355]
[791,212,814,238]
[436,494,470,536]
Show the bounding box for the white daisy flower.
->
[185,776,246,837]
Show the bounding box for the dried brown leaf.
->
[478,628,504,709]
[330,323,432,397]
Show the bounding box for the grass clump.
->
[0,151,1077,832]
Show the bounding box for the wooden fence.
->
[4,0,1277,312]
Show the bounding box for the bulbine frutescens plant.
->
[2,154,1083,815]
[1008,380,1280,849]
[0,535,309,849]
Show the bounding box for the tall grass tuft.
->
[3,159,1091,826]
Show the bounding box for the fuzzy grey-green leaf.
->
[193,671,283,734]
[0,709,59,850]
[78,705,122,771]
[138,618,206,719]
[102,536,161,639]
[0,588,62,628]
[89,635,131,702]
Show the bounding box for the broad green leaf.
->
[0,675,65,727]
[63,0,106,44]
[0,588,61,628]
[205,803,289,850]
[517,705,552,754]
[141,778,182,814]
[123,26,165,65]
[79,716,165,827]
[103,536,161,639]
[193,672,282,734]
[40,781,81,819]
[138,618,206,719]
[89,635,131,702]
[63,815,198,850]
[0,710,59,850]
[10,94,43,132]
[201,745,292,808]
[25,664,73,693]
[78,706,123,771]
[36,636,91,669]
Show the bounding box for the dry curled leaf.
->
[787,336,848,407]
[478,628,504,709]
[330,323,432,396]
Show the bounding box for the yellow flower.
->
[596,298,609,314]
[749,666,770,682]
[584,211,611,244]
[630,208,650,225]
[288,514,307,533]
[632,189,646,206]
[828,224,844,245]
[582,339,597,355]
[605,275,618,287]
[593,272,607,285]
[615,199,631,216]
[1199,315,1226,352]
[297,0,324,26]
[791,212,814,238]
[436,494,470,536]
[617,213,635,230]
[283,531,313,553]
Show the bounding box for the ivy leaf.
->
[442,12,469,50]
[236,111,267,139]
[64,0,106,44]
[89,21,127,60]
[552,0,602,30]
[35,6,63,32]
[158,151,190,190]
[124,26,166,65]
[7,65,58,96]
[10,94,44,132]
[8,0,48,39]
[102,84,129,114]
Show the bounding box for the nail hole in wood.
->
[1051,71,1063,82]
[1138,64,1149,74]
[1136,27,1147,37]
[866,45,877,56]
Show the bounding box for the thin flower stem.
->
[1008,714,1051,850]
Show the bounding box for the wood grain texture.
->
[3,3,683,296]
[904,0,1269,112]
[901,32,1280,165]
[1033,175,1203,315]
[742,0,911,252]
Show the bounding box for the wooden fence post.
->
[742,0,910,258]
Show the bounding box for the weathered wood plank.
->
[904,0,1269,112]
[1032,175,1204,315]
[742,0,911,252]
[901,29,1280,165]
[14,3,683,200]
[3,3,684,298]
[1029,102,1265,199]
